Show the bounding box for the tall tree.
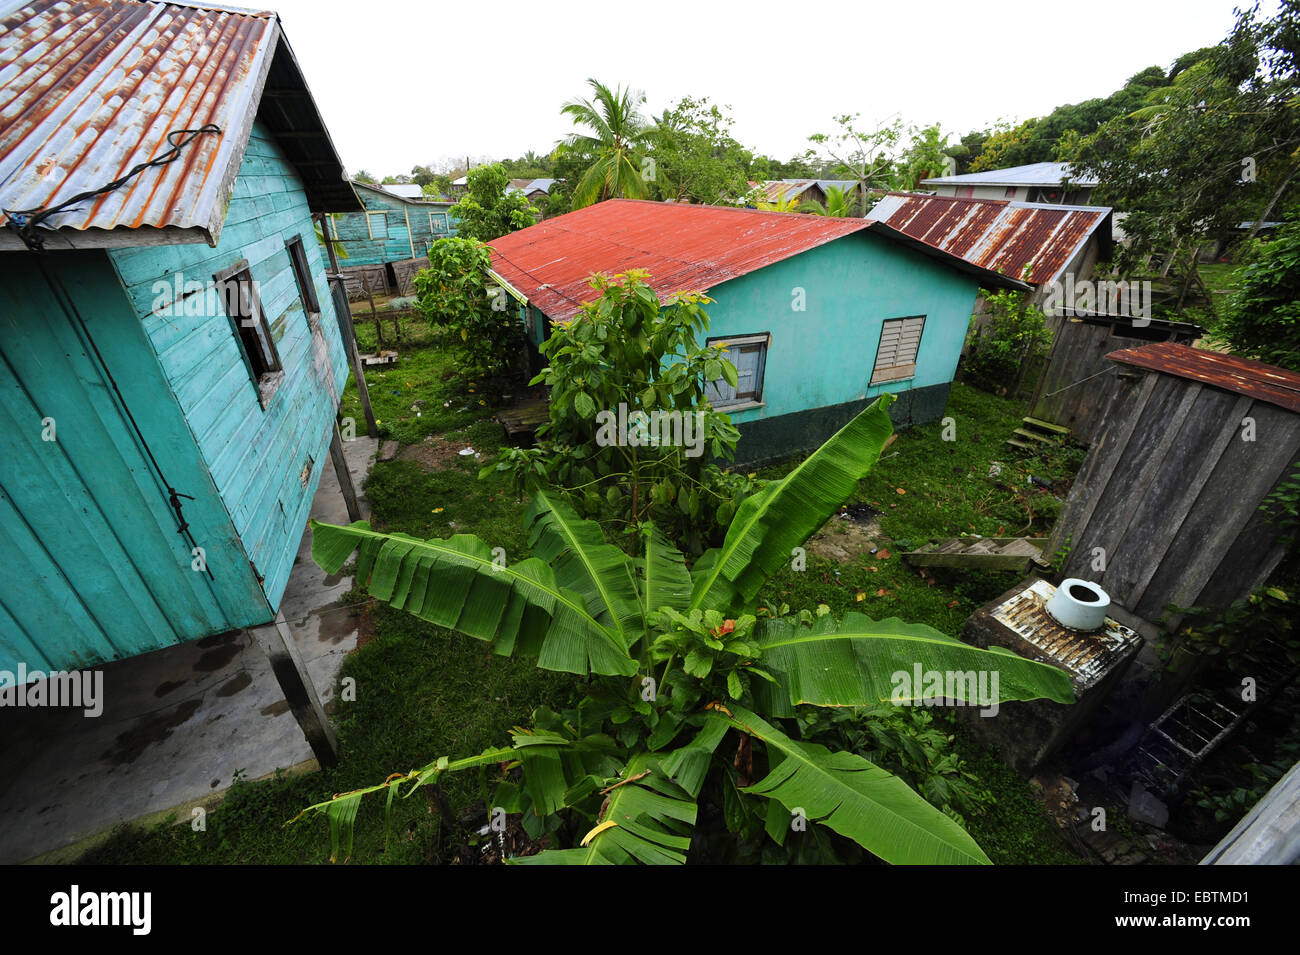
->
[1074,2,1300,283]
[450,163,538,241]
[646,97,753,205]
[559,78,653,207]
[806,114,902,215]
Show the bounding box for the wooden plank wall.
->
[109,119,351,612]
[0,252,270,672]
[1049,368,1300,622]
[1029,320,1198,444]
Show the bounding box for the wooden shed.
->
[1047,343,1300,624]
[0,1,362,680]
[1027,314,1203,444]
[324,180,458,298]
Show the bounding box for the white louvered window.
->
[871,316,925,384]
[705,333,768,407]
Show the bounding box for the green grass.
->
[79,347,1085,864]
[757,383,1086,636]
[1196,262,1244,295]
[340,320,518,446]
[952,725,1085,865]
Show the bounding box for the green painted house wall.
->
[0,120,349,675]
[522,230,980,466]
[700,232,978,464]
[326,183,457,267]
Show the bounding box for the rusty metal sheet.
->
[0,0,278,237]
[869,191,1110,287]
[1107,341,1300,415]
[489,199,874,322]
[991,579,1140,690]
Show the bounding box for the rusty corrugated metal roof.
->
[0,0,358,249]
[868,191,1111,288]
[1107,342,1300,415]
[490,199,872,321]
[488,199,1028,322]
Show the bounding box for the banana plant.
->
[294,393,1074,864]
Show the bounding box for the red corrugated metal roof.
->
[489,199,872,321]
[1107,342,1300,415]
[0,0,358,248]
[868,191,1111,287]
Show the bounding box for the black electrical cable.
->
[3,125,221,252]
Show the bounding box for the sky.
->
[272,0,1275,177]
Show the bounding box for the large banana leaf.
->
[708,705,991,865]
[640,521,693,617]
[526,490,645,642]
[750,612,1075,718]
[310,520,635,676]
[689,394,896,612]
[514,752,698,864]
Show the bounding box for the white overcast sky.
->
[272,0,1272,176]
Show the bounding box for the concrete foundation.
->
[958,577,1144,773]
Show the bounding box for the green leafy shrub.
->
[414,237,524,382]
[486,270,754,553]
[1209,213,1300,372]
[963,290,1053,395]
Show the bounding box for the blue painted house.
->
[0,0,362,675]
[324,180,457,297]
[489,200,1029,465]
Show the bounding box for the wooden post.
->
[249,611,339,768]
[330,418,361,523]
[317,213,378,437]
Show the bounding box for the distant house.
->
[380,183,427,201]
[324,180,457,298]
[752,179,862,210]
[0,0,360,672]
[508,178,558,203]
[488,200,1028,466]
[921,162,1099,205]
[867,191,1113,309]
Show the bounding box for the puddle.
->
[106,698,202,765]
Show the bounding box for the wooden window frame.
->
[366,211,388,240]
[429,211,448,234]
[215,259,283,408]
[285,235,321,321]
[706,332,769,409]
[871,316,925,385]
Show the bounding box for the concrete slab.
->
[0,436,378,864]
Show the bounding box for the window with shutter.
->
[871,316,924,384]
[705,334,768,407]
[366,211,388,240]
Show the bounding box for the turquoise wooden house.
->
[324,181,457,297]
[489,200,1028,465]
[0,0,362,682]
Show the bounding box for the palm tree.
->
[559,78,652,208]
